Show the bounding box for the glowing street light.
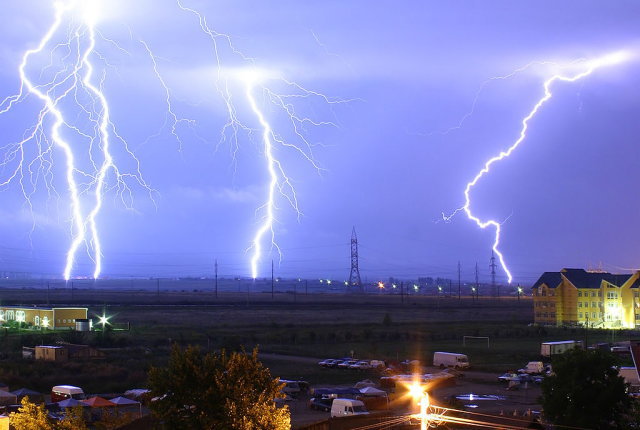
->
[407,381,430,430]
[97,313,110,331]
[517,285,523,302]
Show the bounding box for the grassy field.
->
[0,288,635,393]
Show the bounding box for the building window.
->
[591,292,596,297]
[592,302,597,308]
[578,302,582,308]
[42,316,49,328]
[34,316,39,326]
[599,292,602,297]
[578,291,582,297]
[579,312,583,318]
[7,311,14,321]
[0,310,4,321]
[592,312,596,319]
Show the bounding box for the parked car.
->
[338,360,358,369]
[498,372,519,382]
[328,359,345,368]
[318,359,338,367]
[498,373,544,384]
[517,361,544,375]
[308,397,333,412]
[349,360,373,370]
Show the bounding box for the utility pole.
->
[214,259,218,299]
[475,262,480,301]
[271,260,274,299]
[348,227,362,289]
[457,261,461,300]
[400,281,404,304]
[490,250,498,298]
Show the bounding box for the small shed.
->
[0,391,17,406]
[56,398,88,409]
[35,346,68,362]
[110,396,142,418]
[10,388,43,403]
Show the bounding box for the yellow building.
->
[0,306,87,329]
[532,268,640,329]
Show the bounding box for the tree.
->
[148,344,290,429]
[540,347,632,428]
[9,397,55,430]
[10,398,88,430]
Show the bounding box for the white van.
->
[433,352,469,369]
[330,398,369,418]
[51,385,85,402]
[280,380,301,396]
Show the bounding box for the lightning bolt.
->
[175,2,348,279]
[0,1,346,280]
[444,50,631,284]
[0,1,154,280]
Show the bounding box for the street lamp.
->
[408,382,430,430]
[97,314,110,331]
[517,285,523,302]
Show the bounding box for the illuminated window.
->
[578,291,582,297]
[34,316,39,326]
[0,310,4,321]
[7,311,14,320]
[15,311,25,323]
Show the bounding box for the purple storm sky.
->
[0,0,639,284]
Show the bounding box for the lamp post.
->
[409,382,430,430]
[517,285,523,302]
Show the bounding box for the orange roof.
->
[82,396,115,407]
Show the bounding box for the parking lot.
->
[264,354,544,429]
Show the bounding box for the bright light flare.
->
[444,50,631,284]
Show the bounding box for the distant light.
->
[344,281,348,286]
[392,284,397,289]
[378,281,385,289]
[319,279,324,283]
[98,313,110,328]
[408,381,424,400]
[413,285,419,292]
[327,280,332,285]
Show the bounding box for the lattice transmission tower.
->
[348,227,362,288]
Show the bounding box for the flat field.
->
[0,287,633,395]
